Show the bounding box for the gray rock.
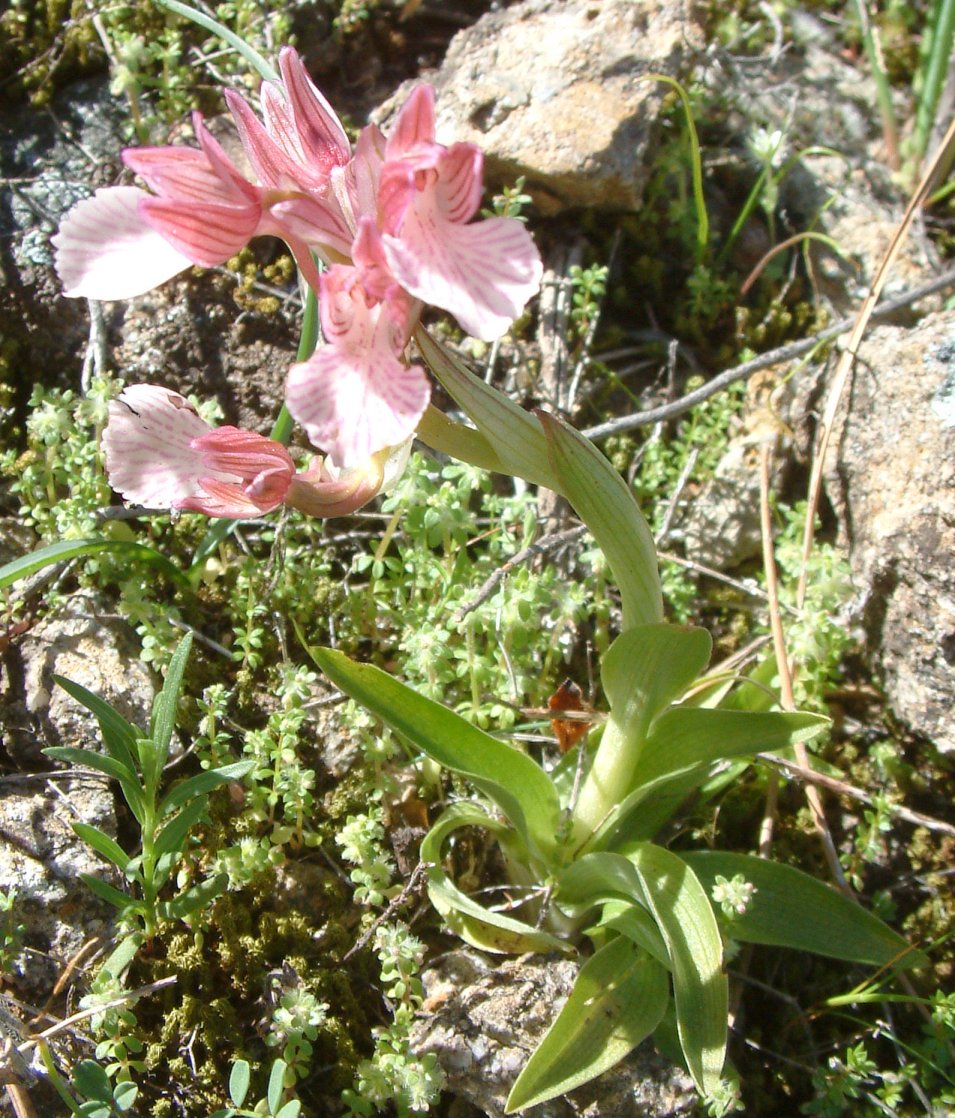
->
[0,776,117,1000]
[10,595,154,765]
[824,311,955,753]
[376,0,703,214]
[411,950,696,1118]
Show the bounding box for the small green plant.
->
[45,633,253,938]
[209,1058,301,1118]
[0,888,25,979]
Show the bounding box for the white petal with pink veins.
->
[102,384,225,508]
[286,344,430,468]
[383,201,542,340]
[54,188,194,300]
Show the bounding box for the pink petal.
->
[383,201,542,340]
[102,385,215,507]
[192,113,260,203]
[335,124,386,228]
[277,48,351,177]
[386,84,436,160]
[377,160,416,237]
[122,147,228,203]
[53,187,194,300]
[178,478,281,518]
[226,88,304,190]
[435,143,483,224]
[268,195,354,260]
[189,426,295,503]
[286,282,429,467]
[139,196,262,267]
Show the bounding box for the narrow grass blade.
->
[0,538,188,590]
[73,824,130,873]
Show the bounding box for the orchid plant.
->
[39,12,924,1115]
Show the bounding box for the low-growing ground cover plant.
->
[1,3,950,1116]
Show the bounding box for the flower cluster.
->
[54,49,542,515]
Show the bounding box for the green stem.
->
[37,1040,82,1115]
[914,0,955,168]
[569,713,641,844]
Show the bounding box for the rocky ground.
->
[1,1,953,1116]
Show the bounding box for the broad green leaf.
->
[311,647,561,862]
[683,851,926,969]
[422,804,568,954]
[275,1101,301,1118]
[631,707,828,791]
[149,632,193,784]
[601,624,712,742]
[505,936,668,1112]
[0,537,189,590]
[159,873,227,923]
[587,900,670,969]
[53,674,139,773]
[73,823,130,873]
[153,796,210,859]
[624,845,727,1095]
[157,761,254,817]
[538,411,662,631]
[79,873,135,911]
[415,328,560,489]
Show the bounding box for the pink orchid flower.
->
[54,54,352,300]
[377,85,543,341]
[103,384,407,519]
[285,218,430,469]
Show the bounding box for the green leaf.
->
[505,936,668,1112]
[45,745,148,823]
[632,707,828,791]
[0,537,189,590]
[149,632,193,781]
[586,900,670,969]
[100,934,143,979]
[538,411,662,631]
[73,824,130,873]
[415,328,560,488]
[421,804,568,954]
[53,674,140,773]
[44,746,132,783]
[153,0,279,81]
[267,1059,287,1115]
[157,760,254,817]
[601,624,712,741]
[113,1080,138,1112]
[159,873,227,923]
[79,873,134,911]
[74,1059,112,1103]
[682,851,927,969]
[624,844,727,1095]
[229,1060,251,1108]
[153,796,210,859]
[310,647,561,863]
[275,1102,301,1118]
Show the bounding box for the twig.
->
[452,524,588,624]
[17,977,178,1054]
[759,445,851,893]
[343,862,431,961]
[756,753,955,837]
[797,116,955,611]
[582,265,955,441]
[658,549,779,606]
